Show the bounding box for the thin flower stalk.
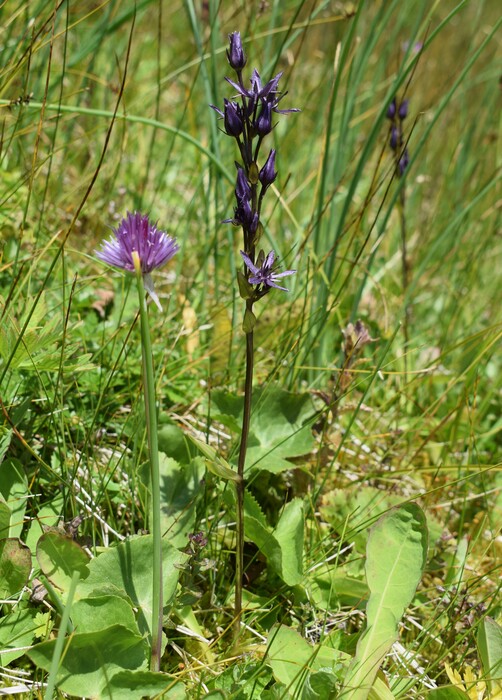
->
[95,212,178,670]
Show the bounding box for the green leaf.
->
[26,624,147,698]
[266,624,346,697]
[242,307,257,333]
[0,500,10,540]
[271,498,304,586]
[426,688,470,699]
[71,595,140,635]
[102,670,186,699]
[0,428,13,465]
[25,494,64,554]
[0,607,37,666]
[477,616,502,692]
[36,530,90,595]
[0,458,28,538]
[77,535,187,637]
[237,270,254,300]
[212,387,316,474]
[0,293,94,373]
[159,454,204,548]
[187,434,239,481]
[309,571,369,610]
[158,421,198,465]
[0,537,32,598]
[319,486,403,554]
[339,504,428,700]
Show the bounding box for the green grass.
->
[0,0,500,698]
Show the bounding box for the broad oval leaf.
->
[36,530,90,595]
[0,537,32,598]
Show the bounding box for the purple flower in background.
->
[95,212,179,309]
[389,125,399,150]
[386,98,397,120]
[386,96,411,177]
[240,250,296,291]
[227,31,246,71]
[398,149,410,176]
[398,99,409,120]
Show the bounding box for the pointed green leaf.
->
[427,688,470,699]
[477,616,502,692]
[0,458,28,538]
[340,504,428,699]
[242,307,257,333]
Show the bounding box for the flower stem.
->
[134,260,163,672]
[234,309,254,643]
[399,185,409,384]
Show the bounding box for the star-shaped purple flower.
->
[240,250,296,291]
[95,212,179,309]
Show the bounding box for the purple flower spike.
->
[95,212,179,310]
[240,250,296,291]
[227,31,246,71]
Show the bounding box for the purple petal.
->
[240,250,259,275]
[225,76,251,97]
[271,269,296,278]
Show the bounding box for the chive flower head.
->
[95,211,179,310]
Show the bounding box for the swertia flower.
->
[96,211,179,310]
[240,250,296,292]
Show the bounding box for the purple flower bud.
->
[223,99,243,137]
[389,125,399,150]
[259,150,277,189]
[226,31,246,71]
[387,98,397,120]
[235,166,251,202]
[398,99,409,120]
[255,101,273,136]
[398,149,409,176]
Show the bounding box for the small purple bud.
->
[386,98,397,120]
[259,150,277,189]
[235,166,251,202]
[398,149,409,176]
[398,99,409,120]
[223,99,243,137]
[226,31,246,71]
[389,125,399,150]
[255,101,273,136]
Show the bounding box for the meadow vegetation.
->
[0,1,500,698]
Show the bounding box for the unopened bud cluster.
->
[386,97,410,176]
[211,32,298,308]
